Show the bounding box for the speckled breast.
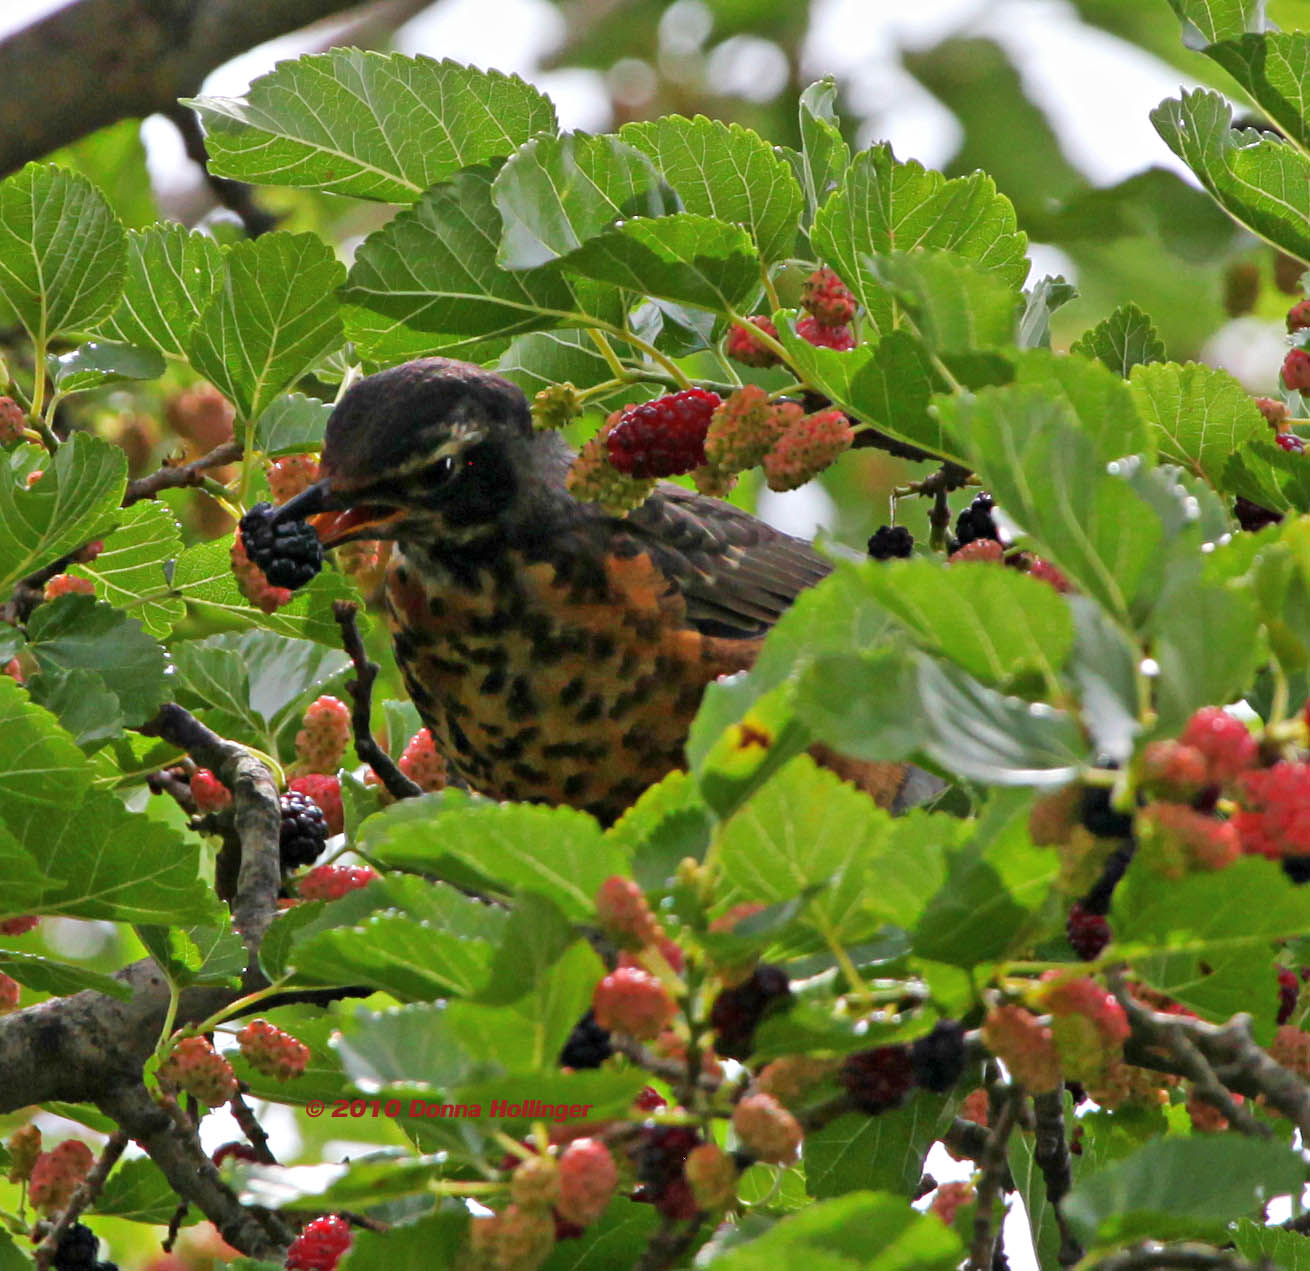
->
[382,539,751,824]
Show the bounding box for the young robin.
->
[276,358,932,824]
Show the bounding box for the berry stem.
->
[1268,662,1291,729]
[761,267,782,316]
[589,321,692,389]
[185,978,294,1040]
[586,328,630,381]
[727,308,791,369]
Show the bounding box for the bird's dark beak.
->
[270,478,406,547]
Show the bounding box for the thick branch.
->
[1109,970,1310,1138]
[968,1085,1022,1271]
[96,1084,291,1259]
[140,703,281,956]
[0,0,386,177]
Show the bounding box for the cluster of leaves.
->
[0,1,1308,1269]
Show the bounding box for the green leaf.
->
[0,432,126,595]
[171,536,364,647]
[98,222,224,357]
[1066,596,1142,763]
[938,386,1164,624]
[289,911,495,1000]
[1165,0,1262,41]
[803,1102,950,1201]
[1070,303,1166,376]
[497,328,629,401]
[1063,1136,1305,1246]
[792,649,924,762]
[718,756,894,947]
[74,500,184,638]
[23,667,124,750]
[855,557,1074,691]
[340,165,585,360]
[93,1156,199,1224]
[493,132,675,271]
[771,323,965,464]
[0,164,126,342]
[1129,361,1263,485]
[1148,577,1261,729]
[1152,90,1310,261]
[188,231,344,421]
[1019,275,1078,351]
[797,77,851,226]
[25,596,166,727]
[0,949,131,999]
[0,673,93,811]
[709,1192,963,1271]
[188,52,557,203]
[47,340,164,395]
[335,1000,513,1088]
[1206,33,1310,151]
[619,114,804,263]
[877,251,1019,353]
[915,657,1088,788]
[331,1213,468,1271]
[1118,858,1309,1025]
[558,213,761,313]
[475,892,577,1005]
[358,792,621,920]
[1232,1218,1310,1271]
[253,392,332,456]
[811,143,1028,337]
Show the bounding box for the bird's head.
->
[274,359,546,549]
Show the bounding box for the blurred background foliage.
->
[1,2,1307,1265]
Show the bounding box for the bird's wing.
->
[619,482,833,639]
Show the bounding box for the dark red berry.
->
[909,1020,966,1092]
[1277,967,1299,1025]
[1283,348,1310,391]
[954,492,999,548]
[1287,300,1310,332]
[1276,432,1305,453]
[1234,496,1282,532]
[634,1085,667,1112]
[558,1010,612,1070]
[636,1125,700,1190]
[279,790,329,869]
[53,1222,98,1271]
[726,316,781,368]
[1256,397,1290,429]
[708,963,792,1060]
[212,1141,261,1167]
[606,390,721,479]
[839,1044,916,1114]
[1066,903,1111,961]
[868,525,913,560]
[797,315,855,351]
[238,503,323,590]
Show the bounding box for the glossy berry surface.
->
[279,791,329,869]
[709,963,792,1060]
[606,390,721,479]
[868,525,913,560]
[557,1009,612,1069]
[237,503,323,590]
[954,492,999,546]
[285,1215,353,1271]
[839,1044,916,1113]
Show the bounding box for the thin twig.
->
[230,1089,278,1164]
[33,1131,129,1271]
[331,600,422,801]
[123,440,242,507]
[163,1200,189,1252]
[1031,1087,1083,1267]
[968,1085,1022,1271]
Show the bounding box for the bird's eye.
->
[432,455,456,482]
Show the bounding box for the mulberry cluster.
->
[725,315,782,368]
[703,386,797,475]
[397,728,446,792]
[279,790,330,869]
[868,525,914,560]
[236,503,323,590]
[606,389,721,479]
[795,315,855,350]
[954,493,999,547]
[288,774,344,836]
[595,875,661,950]
[158,1037,238,1106]
[1137,802,1240,879]
[294,696,350,774]
[1037,973,1130,1086]
[230,527,293,614]
[634,1125,701,1220]
[566,416,657,515]
[236,1019,310,1081]
[51,1222,115,1271]
[838,1043,916,1113]
[709,963,792,1059]
[732,1092,802,1164]
[556,1138,618,1226]
[190,769,232,814]
[801,267,858,327]
[591,966,676,1040]
[0,396,25,444]
[285,1215,353,1271]
[296,864,376,902]
[762,408,854,491]
[43,574,94,602]
[28,1139,94,1212]
[266,454,320,504]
